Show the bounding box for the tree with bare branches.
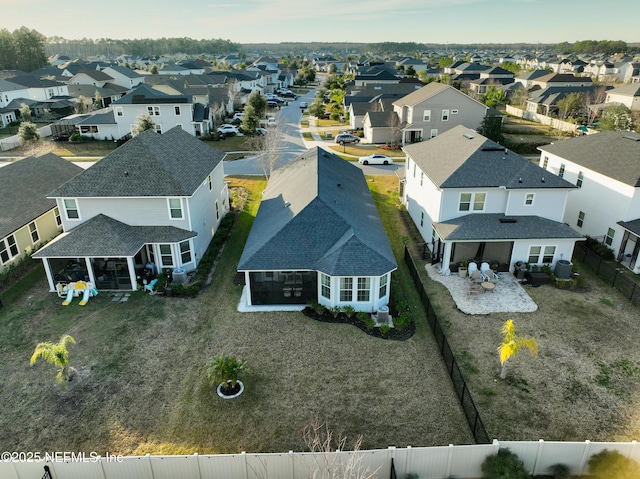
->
[302,416,381,479]
[243,117,286,180]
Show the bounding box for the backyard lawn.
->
[0,176,472,456]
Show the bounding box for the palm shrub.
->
[207,354,247,395]
[30,334,77,384]
[481,448,529,479]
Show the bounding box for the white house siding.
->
[505,189,568,222]
[185,164,229,263]
[541,153,635,256]
[605,92,640,111]
[77,123,120,141]
[317,271,391,312]
[403,159,442,242]
[115,103,195,139]
[102,68,144,89]
[57,197,191,232]
[0,209,60,274]
[510,238,577,268]
[439,188,509,222]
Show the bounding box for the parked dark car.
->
[335,133,360,145]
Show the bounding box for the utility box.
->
[554,260,573,279]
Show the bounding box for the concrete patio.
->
[424,264,538,315]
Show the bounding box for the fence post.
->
[145,453,154,479]
[578,440,591,475]
[531,439,544,475]
[445,444,455,478]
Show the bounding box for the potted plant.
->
[458,259,468,278]
[207,354,247,399]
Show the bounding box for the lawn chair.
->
[469,270,483,283]
[480,262,499,283]
[468,262,478,274]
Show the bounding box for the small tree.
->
[241,103,260,132]
[30,334,77,384]
[246,90,266,120]
[207,354,247,395]
[133,114,156,136]
[477,115,504,143]
[588,449,640,479]
[498,319,538,379]
[18,121,40,148]
[599,103,632,131]
[19,102,32,121]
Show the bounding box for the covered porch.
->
[245,270,318,305]
[617,219,640,274]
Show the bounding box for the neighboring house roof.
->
[73,70,114,82]
[238,147,397,277]
[434,213,583,241]
[392,82,450,107]
[113,83,190,105]
[104,65,144,79]
[66,84,123,100]
[48,127,225,198]
[608,83,640,97]
[539,131,640,187]
[515,70,549,81]
[5,76,66,89]
[32,214,196,258]
[75,108,118,125]
[0,154,83,238]
[403,125,575,190]
[365,110,399,127]
[527,86,600,106]
[534,73,592,84]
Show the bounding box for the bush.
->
[588,449,640,479]
[69,133,83,142]
[550,463,570,479]
[481,448,529,479]
[393,311,412,331]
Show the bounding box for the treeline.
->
[555,40,629,55]
[0,27,48,72]
[45,37,241,58]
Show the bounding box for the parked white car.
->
[217,124,239,135]
[358,154,393,165]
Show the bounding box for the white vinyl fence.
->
[2,440,640,479]
[506,105,578,134]
[0,124,52,152]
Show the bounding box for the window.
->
[577,171,584,187]
[441,109,450,121]
[215,200,219,220]
[155,124,162,134]
[321,273,331,299]
[80,125,98,134]
[605,228,615,246]
[1,235,19,264]
[420,172,423,186]
[174,106,181,115]
[577,211,585,228]
[525,193,534,206]
[423,110,431,122]
[528,246,541,264]
[339,277,352,302]
[54,207,62,227]
[420,212,424,227]
[558,163,566,178]
[459,192,486,212]
[28,222,39,243]
[357,277,370,302]
[168,198,183,219]
[430,129,438,139]
[542,156,548,169]
[180,241,192,264]
[208,175,212,191]
[542,246,556,263]
[451,109,459,114]
[115,107,123,117]
[159,244,173,267]
[63,198,79,219]
[147,106,160,116]
[176,123,183,130]
[412,162,416,178]
[379,274,388,299]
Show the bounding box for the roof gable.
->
[48,127,225,198]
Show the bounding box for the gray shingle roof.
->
[539,131,640,187]
[48,127,225,198]
[238,148,397,276]
[403,125,575,190]
[0,154,83,239]
[434,214,583,241]
[618,219,640,236]
[32,214,196,258]
[366,110,398,127]
[113,84,190,105]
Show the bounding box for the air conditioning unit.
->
[377,306,389,324]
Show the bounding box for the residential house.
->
[391,83,488,144]
[362,110,402,144]
[530,73,592,89]
[402,126,582,273]
[605,83,640,111]
[101,66,146,89]
[1,154,82,274]
[237,147,397,311]
[33,127,229,291]
[111,83,211,138]
[513,70,550,89]
[468,66,515,95]
[68,70,114,88]
[538,131,640,273]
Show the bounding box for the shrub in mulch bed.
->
[301,304,415,341]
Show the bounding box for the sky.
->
[2,0,638,45]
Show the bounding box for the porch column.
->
[127,257,137,291]
[244,271,252,306]
[42,259,55,292]
[442,242,453,272]
[84,258,96,285]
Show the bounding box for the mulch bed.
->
[301,307,415,341]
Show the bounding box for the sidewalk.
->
[300,117,359,158]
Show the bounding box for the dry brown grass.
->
[411,252,640,442]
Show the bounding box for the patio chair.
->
[469,270,483,283]
[468,262,478,274]
[480,262,499,283]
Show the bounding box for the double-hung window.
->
[605,228,615,246]
[1,235,18,264]
[320,273,331,299]
[179,241,192,264]
[459,192,486,212]
[159,244,173,267]
[29,222,39,243]
[441,109,450,121]
[168,198,183,219]
[339,277,352,302]
[54,207,62,227]
[558,163,566,178]
[577,171,584,187]
[577,211,585,228]
[423,110,431,122]
[357,278,370,302]
[379,275,388,299]
[525,193,534,206]
[64,199,79,220]
[147,106,160,116]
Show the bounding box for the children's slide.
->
[61,286,74,306]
